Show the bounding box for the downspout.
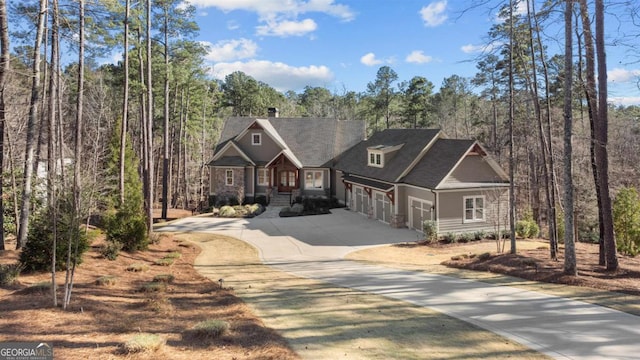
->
[431,189,439,235]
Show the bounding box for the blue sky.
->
[184,0,640,106]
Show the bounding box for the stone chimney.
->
[268,107,279,118]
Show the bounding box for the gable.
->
[334,128,441,183]
[444,155,506,185]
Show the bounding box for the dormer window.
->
[368,150,383,168]
[251,133,262,145]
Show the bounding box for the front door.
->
[278,170,297,193]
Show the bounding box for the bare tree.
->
[563,0,577,276]
[0,0,8,251]
[17,0,47,250]
[119,0,130,206]
[508,0,516,254]
[595,0,618,271]
[145,0,154,233]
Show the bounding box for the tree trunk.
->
[161,3,170,220]
[119,0,130,206]
[0,0,8,251]
[17,0,47,249]
[145,0,154,233]
[508,0,516,254]
[563,0,577,276]
[595,0,618,271]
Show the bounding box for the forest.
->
[0,0,639,307]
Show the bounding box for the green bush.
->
[422,220,437,243]
[100,241,123,260]
[442,233,457,244]
[189,319,229,339]
[473,231,485,241]
[122,333,165,353]
[458,233,473,243]
[613,187,640,256]
[516,220,540,239]
[96,275,117,286]
[20,210,91,272]
[218,205,236,217]
[104,206,148,252]
[0,263,24,286]
[153,274,175,284]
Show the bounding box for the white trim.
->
[235,119,287,149]
[225,169,234,186]
[373,190,391,224]
[367,150,384,168]
[211,141,255,165]
[304,170,324,190]
[408,196,433,232]
[257,168,269,186]
[434,141,509,189]
[463,195,486,223]
[434,186,508,193]
[251,132,262,145]
[395,131,441,181]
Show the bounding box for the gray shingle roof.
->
[401,138,475,188]
[334,128,441,183]
[208,156,253,167]
[214,117,366,168]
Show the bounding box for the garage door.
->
[409,197,433,231]
[374,192,391,223]
[352,186,369,216]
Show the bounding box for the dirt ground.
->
[1,209,638,359]
[0,210,299,360]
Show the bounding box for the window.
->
[251,133,262,145]
[464,196,485,222]
[368,150,383,168]
[257,169,269,186]
[225,169,234,186]
[304,170,324,189]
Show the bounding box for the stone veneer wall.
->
[390,213,406,228]
[213,168,245,202]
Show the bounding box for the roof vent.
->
[268,107,279,118]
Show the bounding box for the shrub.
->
[164,251,181,259]
[21,282,52,294]
[100,241,123,260]
[122,333,165,353]
[228,196,240,206]
[0,263,24,286]
[613,187,640,256]
[422,220,437,243]
[189,320,229,339]
[441,233,457,244]
[255,195,268,207]
[473,231,485,241]
[104,206,148,252]
[154,258,174,266]
[218,205,236,217]
[458,233,473,243]
[20,209,91,272]
[96,275,117,286]
[477,252,491,261]
[139,282,167,293]
[153,274,175,284]
[126,263,149,272]
[516,220,540,239]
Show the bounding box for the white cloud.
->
[203,38,258,62]
[461,41,503,54]
[185,0,353,19]
[227,20,240,30]
[210,60,334,92]
[406,50,433,64]
[256,18,317,37]
[360,52,382,66]
[420,1,448,27]
[609,96,640,106]
[608,68,640,83]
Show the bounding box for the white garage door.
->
[409,197,433,231]
[374,191,391,223]
[352,186,369,216]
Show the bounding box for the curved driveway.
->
[158,209,640,360]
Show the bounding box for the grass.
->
[153,274,175,283]
[126,263,150,272]
[121,333,165,353]
[95,275,117,286]
[187,319,229,339]
[164,251,182,259]
[154,258,174,266]
[20,281,52,294]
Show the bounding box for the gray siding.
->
[236,129,282,163]
[437,189,509,235]
[396,185,434,224]
[301,168,330,196]
[443,155,503,185]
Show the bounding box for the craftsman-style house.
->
[209,113,509,235]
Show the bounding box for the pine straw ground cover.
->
[0,232,299,360]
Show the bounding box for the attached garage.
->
[408,196,433,232]
[352,186,369,216]
[374,191,391,223]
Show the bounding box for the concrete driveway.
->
[158,209,640,360]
